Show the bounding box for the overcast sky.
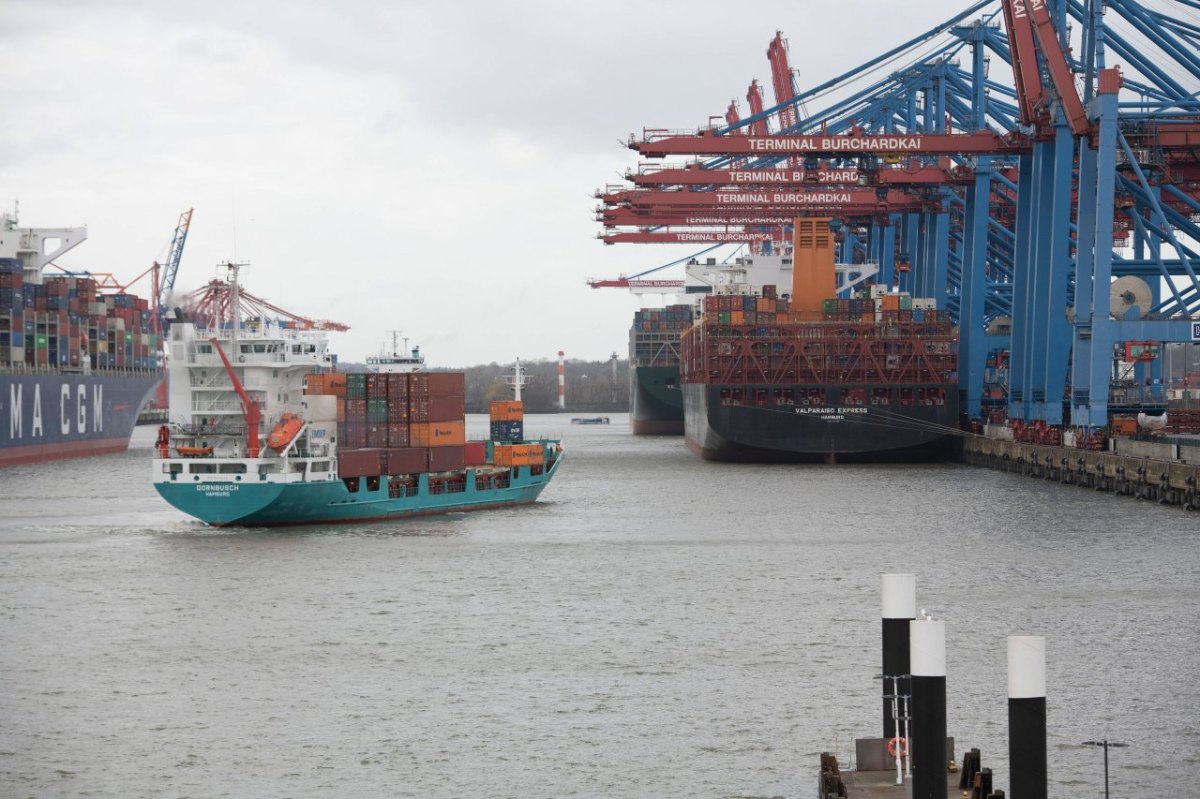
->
[4,0,985,366]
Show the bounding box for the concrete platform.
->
[842,768,961,799]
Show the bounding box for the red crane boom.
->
[209,337,262,459]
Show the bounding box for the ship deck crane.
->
[209,337,262,459]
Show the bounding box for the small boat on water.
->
[571,417,610,425]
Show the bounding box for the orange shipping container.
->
[492,443,538,467]
[410,420,466,447]
[882,294,901,311]
[336,398,346,423]
[489,400,523,422]
[325,374,347,397]
[492,444,514,466]
[730,311,744,325]
[304,372,347,397]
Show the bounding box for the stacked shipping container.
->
[681,313,957,389]
[629,304,693,368]
[489,399,524,442]
[0,259,159,371]
[309,370,481,477]
[701,288,791,328]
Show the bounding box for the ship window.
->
[293,345,302,354]
[240,344,253,353]
[311,461,329,472]
[162,463,183,474]
[219,463,247,474]
[189,463,217,474]
[197,344,212,354]
[255,344,266,353]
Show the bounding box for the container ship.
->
[152,265,562,526]
[0,212,161,467]
[680,218,959,463]
[627,254,799,435]
[629,305,692,434]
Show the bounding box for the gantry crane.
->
[595,0,1200,436]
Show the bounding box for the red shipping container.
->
[343,421,368,449]
[345,398,367,420]
[427,445,465,472]
[386,373,408,398]
[409,371,465,397]
[387,423,409,447]
[366,373,388,398]
[367,423,389,448]
[339,448,384,478]
[465,441,487,466]
[427,395,464,422]
[385,447,426,474]
[387,401,409,422]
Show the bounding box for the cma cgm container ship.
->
[680,218,959,463]
[629,304,692,434]
[0,212,160,467]
[152,264,561,526]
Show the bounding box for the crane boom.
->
[209,337,262,458]
[157,208,193,329]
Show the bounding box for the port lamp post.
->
[1081,740,1128,799]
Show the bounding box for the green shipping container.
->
[36,334,48,349]
[899,296,913,310]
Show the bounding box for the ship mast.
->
[506,359,529,401]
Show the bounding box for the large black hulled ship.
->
[679,218,960,463]
[628,305,691,434]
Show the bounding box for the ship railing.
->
[190,398,253,412]
[189,373,235,388]
[0,362,160,377]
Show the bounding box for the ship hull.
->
[684,383,958,463]
[0,372,160,467]
[630,365,684,435]
[155,457,563,527]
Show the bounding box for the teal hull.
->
[156,458,562,527]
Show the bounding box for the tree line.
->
[339,357,629,413]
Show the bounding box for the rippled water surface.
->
[1,415,1197,798]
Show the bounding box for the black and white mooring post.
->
[1008,635,1047,799]
[910,616,947,799]
[881,573,916,740]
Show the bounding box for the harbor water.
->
[1,415,1197,798]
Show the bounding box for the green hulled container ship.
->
[629,304,691,435]
[152,265,561,527]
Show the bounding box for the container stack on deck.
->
[684,286,956,405]
[304,371,476,477]
[489,400,544,466]
[0,259,158,371]
[629,304,694,367]
[490,400,524,441]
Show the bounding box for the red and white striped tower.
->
[557,351,566,409]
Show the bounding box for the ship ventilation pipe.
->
[1008,636,1047,799]
[910,617,947,799]
[558,350,566,409]
[881,574,916,739]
